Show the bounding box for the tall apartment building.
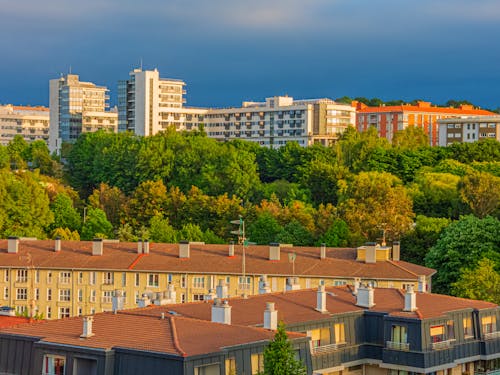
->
[438,116,500,146]
[0,238,433,319]
[49,74,118,153]
[118,69,355,147]
[356,101,494,146]
[0,104,49,146]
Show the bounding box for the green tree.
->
[425,215,500,294]
[277,220,314,246]
[0,145,9,169]
[262,322,307,375]
[317,219,350,247]
[126,180,168,228]
[88,183,126,227]
[50,193,81,232]
[248,212,283,245]
[178,223,205,242]
[81,208,113,240]
[149,215,178,243]
[459,171,500,218]
[392,126,429,150]
[452,258,500,304]
[51,227,80,241]
[7,135,29,170]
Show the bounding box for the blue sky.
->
[1,0,500,109]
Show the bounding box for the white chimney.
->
[216,280,229,299]
[259,275,271,294]
[80,316,95,338]
[92,238,103,256]
[138,293,151,308]
[179,241,190,258]
[228,241,235,257]
[269,243,280,261]
[286,277,300,291]
[54,237,61,252]
[264,302,278,330]
[167,284,177,303]
[404,285,417,312]
[320,243,326,260]
[7,237,19,254]
[353,277,361,295]
[143,239,150,254]
[316,284,327,313]
[112,290,125,312]
[365,242,376,263]
[212,299,231,325]
[137,239,143,254]
[418,275,426,293]
[356,284,375,308]
[392,241,400,261]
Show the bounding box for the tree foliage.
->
[452,258,500,304]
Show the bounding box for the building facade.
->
[0,104,50,146]
[356,101,494,146]
[49,74,118,153]
[118,69,355,147]
[0,238,434,319]
[438,116,500,146]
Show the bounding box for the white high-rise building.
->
[49,74,118,153]
[118,69,356,147]
[0,104,50,146]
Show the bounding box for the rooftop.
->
[357,101,495,116]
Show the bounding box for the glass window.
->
[148,274,159,287]
[47,272,52,284]
[16,288,27,300]
[59,289,71,302]
[59,272,71,284]
[194,364,220,375]
[392,325,407,343]
[334,323,345,343]
[251,353,264,375]
[43,354,65,375]
[193,276,205,289]
[482,315,497,334]
[78,272,84,284]
[447,320,455,340]
[89,272,96,285]
[463,317,474,338]
[135,273,140,287]
[59,307,70,319]
[103,272,114,285]
[16,269,28,283]
[225,358,236,375]
[122,272,127,287]
[430,325,445,343]
[3,287,8,300]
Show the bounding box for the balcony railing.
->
[484,331,500,340]
[432,339,455,350]
[386,341,410,351]
[312,342,346,355]
[475,370,500,375]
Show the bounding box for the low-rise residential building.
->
[356,101,494,146]
[1,285,498,375]
[438,116,500,146]
[0,104,50,145]
[0,238,434,318]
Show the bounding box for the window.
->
[46,307,52,319]
[334,323,345,344]
[121,272,127,287]
[16,269,28,283]
[225,358,236,375]
[135,273,140,287]
[389,325,408,350]
[3,287,8,300]
[463,317,474,338]
[193,294,204,302]
[78,289,83,302]
[447,320,455,340]
[102,290,113,303]
[90,290,96,303]
[482,315,497,334]
[59,272,71,284]
[16,288,27,300]
[103,272,114,285]
[181,293,186,303]
[193,276,205,289]
[251,353,264,374]
[239,276,251,290]
[35,288,39,301]
[77,307,82,317]
[35,270,40,283]
[168,274,173,284]
[43,354,66,375]
[430,325,445,343]
[89,272,96,285]
[194,364,220,375]
[310,327,330,347]
[47,288,52,301]
[59,289,71,302]
[47,272,52,284]
[148,274,159,287]
[4,269,9,282]
[78,272,84,284]
[58,307,70,319]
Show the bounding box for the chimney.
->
[137,239,143,254]
[143,239,150,254]
[80,316,95,338]
[418,275,426,293]
[264,302,278,330]
[167,284,177,303]
[204,288,217,301]
[316,284,327,313]
[364,242,376,263]
[216,280,229,299]
[212,299,231,325]
[320,243,326,260]
[356,284,375,308]
[392,241,400,261]
[404,285,417,312]
[179,241,190,258]
[92,238,103,256]
[54,237,61,252]
[269,243,280,261]
[228,241,235,257]
[153,291,169,306]
[286,277,300,291]
[138,293,151,308]
[259,275,271,294]
[112,290,125,312]
[353,277,361,295]
[7,237,19,254]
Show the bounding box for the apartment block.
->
[356,101,494,146]
[49,74,118,153]
[118,69,355,147]
[438,116,500,146]
[1,285,498,375]
[0,104,49,146]
[0,238,433,319]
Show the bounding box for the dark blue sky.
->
[1,0,500,109]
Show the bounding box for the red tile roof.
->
[0,240,435,279]
[357,104,494,116]
[0,316,31,328]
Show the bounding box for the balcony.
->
[386,341,410,351]
[484,331,500,340]
[431,339,455,350]
[312,342,346,356]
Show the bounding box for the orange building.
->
[355,101,494,146]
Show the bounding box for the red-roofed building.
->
[0,104,50,146]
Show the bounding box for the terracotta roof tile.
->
[0,316,31,328]
[357,105,494,116]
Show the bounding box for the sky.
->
[1,0,500,109]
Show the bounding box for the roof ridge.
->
[169,316,187,357]
[387,259,418,277]
[128,253,145,270]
